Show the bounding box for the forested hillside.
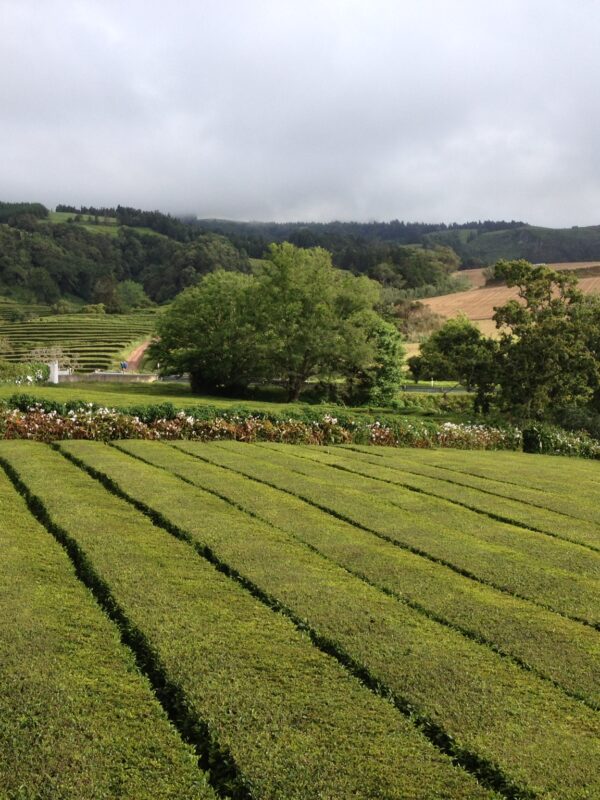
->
[0,202,469,305]
[197,217,600,268]
[4,201,600,308]
[424,224,600,266]
[0,202,248,306]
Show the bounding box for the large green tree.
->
[408,315,497,411]
[254,243,382,400]
[153,243,405,402]
[493,260,600,417]
[411,260,600,418]
[347,317,406,405]
[152,271,261,395]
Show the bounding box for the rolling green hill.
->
[425,224,600,266]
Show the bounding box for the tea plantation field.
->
[0,312,156,371]
[0,298,50,320]
[1,441,599,799]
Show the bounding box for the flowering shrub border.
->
[0,361,50,386]
[1,394,596,457]
[522,423,600,459]
[0,402,523,451]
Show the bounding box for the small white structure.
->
[47,360,72,384]
[48,360,59,384]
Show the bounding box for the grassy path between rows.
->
[0,440,492,800]
[55,440,600,800]
[0,468,213,800]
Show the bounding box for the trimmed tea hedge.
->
[0,467,213,800]
[114,439,600,710]
[59,439,600,800]
[0,440,490,800]
[176,441,600,625]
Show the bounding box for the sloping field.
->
[47,211,166,238]
[0,298,50,320]
[425,273,600,334]
[0,313,156,371]
[0,440,599,799]
[455,262,600,290]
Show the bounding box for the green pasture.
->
[47,211,166,238]
[0,440,598,798]
[0,380,350,412]
[0,379,471,423]
[48,210,120,236]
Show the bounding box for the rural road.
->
[126,340,151,371]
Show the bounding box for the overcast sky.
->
[1,0,599,225]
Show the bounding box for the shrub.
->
[80,303,106,314]
[522,423,600,458]
[0,400,522,451]
[0,361,49,385]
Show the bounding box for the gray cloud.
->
[1,0,599,225]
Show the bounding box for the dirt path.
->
[126,340,152,371]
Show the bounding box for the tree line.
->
[0,201,475,308]
[193,218,526,254]
[409,260,600,432]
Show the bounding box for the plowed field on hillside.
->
[426,271,600,334]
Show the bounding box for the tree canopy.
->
[152,243,405,402]
[410,260,600,419]
[493,260,600,417]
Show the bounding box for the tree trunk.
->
[286,378,304,402]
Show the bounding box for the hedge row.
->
[389,446,600,504]
[0,397,524,451]
[4,391,600,457]
[257,443,600,615]
[115,439,600,710]
[285,445,600,552]
[0,440,489,800]
[2,393,472,423]
[336,445,600,548]
[352,446,600,524]
[0,467,213,799]
[256,442,600,579]
[190,442,600,626]
[57,439,600,800]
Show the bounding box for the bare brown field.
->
[452,268,489,288]
[455,261,600,290]
[547,261,600,271]
[404,341,421,359]
[424,271,600,338]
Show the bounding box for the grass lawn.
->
[0,380,472,421]
[0,380,396,414]
[47,211,166,239]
